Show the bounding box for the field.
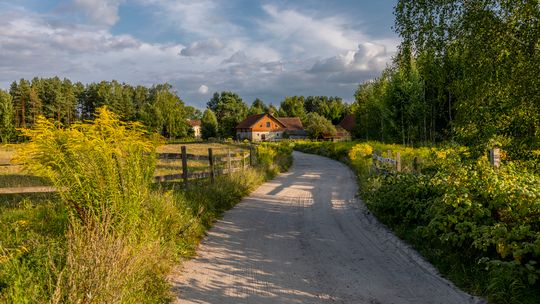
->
[155,143,248,178]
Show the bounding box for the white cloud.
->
[74,0,123,26]
[180,38,224,57]
[309,42,390,74]
[260,5,362,57]
[198,84,209,94]
[0,2,400,108]
[137,0,240,38]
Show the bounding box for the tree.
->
[0,90,15,143]
[394,0,540,156]
[248,98,268,115]
[207,92,248,138]
[268,103,278,116]
[304,96,346,124]
[201,109,218,139]
[279,96,306,121]
[304,112,336,139]
[185,106,202,120]
[144,84,189,138]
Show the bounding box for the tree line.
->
[201,92,351,139]
[0,78,202,141]
[351,0,539,158]
[0,77,351,142]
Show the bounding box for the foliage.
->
[6,78,192,140]
[383,0,540,157]
[201,109,218,139]
[304,96,346,124]
[304,113,337,139]
[294,140,540,303]
[207,92,248,138]
[248,98,268,115]
[0,91,15,143]
[278,96,306,121]
[1,117,293,302]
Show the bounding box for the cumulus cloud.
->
[1,1,400,108]
[198,84,209,94]
[74,0,123,26]
[0,10,186,88]
[260,4,362,57]
[180,38,225,57]
[309,43,389,74]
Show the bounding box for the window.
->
[266,122,271,128]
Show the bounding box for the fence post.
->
[396,152,401,172]
[181,146,188,187]
[227,149,232,174]
[490,147,501,169]
[387,150,392,159]
[413,156,418,173]
[242,151,246,170]
[249,144,254,167]
[372,151,378,174]
[208,148,215,183]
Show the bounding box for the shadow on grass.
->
[0,174,51,188]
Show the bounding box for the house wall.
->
[251,131,283,141]
[236,130,252,141]
[251,116,285,132]
[236,130,283,141]
[193,126,201,138]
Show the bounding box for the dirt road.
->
[171,151,481,304]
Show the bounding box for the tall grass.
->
[0,108,293,303]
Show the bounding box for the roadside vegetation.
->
[295,141,540,304]
[0,108,292,303]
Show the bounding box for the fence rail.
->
[152,146,253,185]
[1,145,256,194]
[372,150,401,174]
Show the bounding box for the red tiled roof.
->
[187,119,201,127]
[338,114,355,132]
[277,117,304,131]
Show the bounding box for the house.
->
[187,119,201,138]
[322,114,355,141]
[338,114,355,133]
[278,117,308,139]
[235,113,307,141]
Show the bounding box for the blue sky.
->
[0,0,399,108]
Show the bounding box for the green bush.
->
[294,140,540,304]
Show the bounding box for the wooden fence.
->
[371,147,501,174]
[0,145,256,194]
[153,145,256,185]
[372,150,401,174]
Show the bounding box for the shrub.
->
[294,140,540,304]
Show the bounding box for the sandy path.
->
[171,151,481,304]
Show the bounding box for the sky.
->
[0,0,400,109]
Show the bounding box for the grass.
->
[0,111,293,303]
[0,145,51,189]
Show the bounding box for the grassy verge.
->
[0,109,292,303]
[294,141,540,304]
